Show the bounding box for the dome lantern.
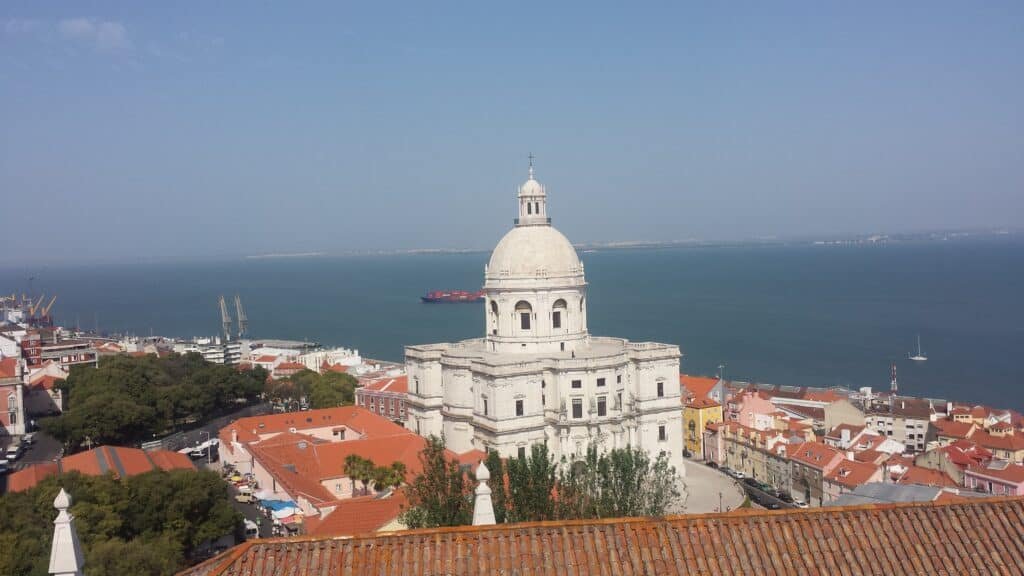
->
[516,154,548,226]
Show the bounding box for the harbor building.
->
[405,162,685,473]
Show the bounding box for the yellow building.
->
[683,397,723,458]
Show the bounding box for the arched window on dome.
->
[527,203,532,215]
[489,300,498,335]
[552,298,567,330]
[515,300,532,331]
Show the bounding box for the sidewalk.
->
[677,460,746,514]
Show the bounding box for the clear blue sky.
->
[2,2,1022,264]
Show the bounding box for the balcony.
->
[513,217,551,225]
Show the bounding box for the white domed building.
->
[405,162,684,474]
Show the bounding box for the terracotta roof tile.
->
[966,463,1024,485]
[360,375,408,394]
[825,459,880,488]
[6,445,194,492]
[179,497,1024,576]
[679,374,719,401]
[221,406,408,445]
[304,490,408,537]
[897,465,959,488]
[933,418,977,439]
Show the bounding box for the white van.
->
[243,519,259,540]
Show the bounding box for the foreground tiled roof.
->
[179,497,1024,576]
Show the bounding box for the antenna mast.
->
[234,294,248,339]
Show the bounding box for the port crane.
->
[234,294,248,339]
[218,295,233,341]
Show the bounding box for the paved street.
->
[677,460,746,514]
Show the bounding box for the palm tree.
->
[344,454,372,496]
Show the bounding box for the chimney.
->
[472,461,496,526]
[946,401,953,414]
[840,429,850,444]
[231,429,238,444]
[49,488,85,576]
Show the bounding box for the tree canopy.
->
[41,353,267,451]
[0,469,241,576]
[400,436,472,529]
[402,440,681,528]
[266,369,357,409]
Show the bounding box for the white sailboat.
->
[909,334,927,362]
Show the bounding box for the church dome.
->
[487,225,582,280]
[519,177,544,196]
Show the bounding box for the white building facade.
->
[405,163,684,474]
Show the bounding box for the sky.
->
[2,2,1023,264]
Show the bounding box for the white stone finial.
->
[527,153,535,180]
[49,488,85,576]
[472,461,496,526]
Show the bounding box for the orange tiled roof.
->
[221,406,409,445]
[6,445,194,492]
[933,418,977,439]
[685,396,720,409]
[898,465,959,488]
[966,463,1024,485]
[253,355,277,363]
[28,374,62,390]
[679,374,718,401]
[245,432,433,506]
[825,459,880,489]
[789,441,843,470]
[304,490,408,537]
[322,362,349,373]
[973,430,1024,452]
[824,423,865,441]
[360,375,408,394]
[275,361,306,371]
[179,497,1024,576]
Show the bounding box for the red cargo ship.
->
[421,290,485,303]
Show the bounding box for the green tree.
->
[555,446,681,520]
[400,436,471,528]
[484,449,508,523]
[344,454,374,495]
[40,353,266,452]
[0,468,242,576]
[371,461,408,492]
[505,444,557,523]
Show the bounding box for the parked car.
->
[719,467,732,476]
[23,433,36,445]
[777,492,794,503]
[731,470,746,480]
[743,478,760,488]
[793,499,809,508]
[0,461,9,474]
[706,461,719,469]
[5,442,24,462]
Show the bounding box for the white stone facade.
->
[405,162,684,474]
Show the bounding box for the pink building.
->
[964,462,1024,496]
[725,389,776,430]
